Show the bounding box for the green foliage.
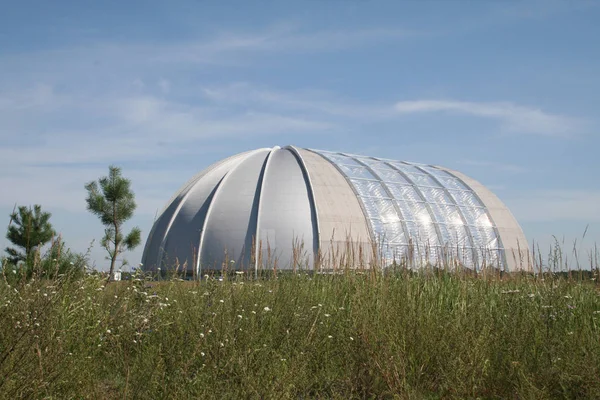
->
[85,165,141,281]
[1,237,90,284]
[1,270,600,399]
[4,204,55,265]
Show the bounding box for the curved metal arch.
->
[305,148,377,245]
[284,145,321,267]
[254,146,280,273]
[409,164,480,268]
[155,150,258,270]
[428,165,507,270]
[379,161,447,265]
[339,153,411,259]
[196,149,271,277]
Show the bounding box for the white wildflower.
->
[263,306,271,312]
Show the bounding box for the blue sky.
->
[1,0,598,270]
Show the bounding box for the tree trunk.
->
[108,245,118,283]
[107,204,119,283]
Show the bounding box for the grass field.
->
[1,258,600,399]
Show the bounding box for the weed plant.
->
[1,243,600,399]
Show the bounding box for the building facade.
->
[141,146,530,275]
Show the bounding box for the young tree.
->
[5,204,55,264]
[85,165,141,282]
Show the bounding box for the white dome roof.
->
[142,146,530,274]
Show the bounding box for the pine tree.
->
[85,165,141,282]
[5,204,55,264]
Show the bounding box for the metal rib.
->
[411,164,480,269]
[156,150,254,271]
[285,146,321,268]
[305,149,377,245]
[253,146,279,274]
[196,149,271,277]
[429,165,506,270]
[339,153,411,262]
[379,160,446,267]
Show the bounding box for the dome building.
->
[141,146,530,275]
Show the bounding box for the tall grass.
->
[1,250,600,399]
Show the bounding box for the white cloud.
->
[0,88,334,167]
[1,25,418,78]
[394,100,581,137]
[201,83,393,118]
[0,82,338,226]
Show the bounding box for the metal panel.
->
[199,149,271,271]
[300,149,373,268]
[435,166,511,269]
[411,164,480,268]
[382,162,444,254]
[256,148,315,270]
[142,150,256,272]
[342,154,410,253]
[254,147,279,271]
[285,145,321,265]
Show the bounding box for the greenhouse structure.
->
[141,146,530,275]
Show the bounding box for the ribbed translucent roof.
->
[310,149,505,269]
